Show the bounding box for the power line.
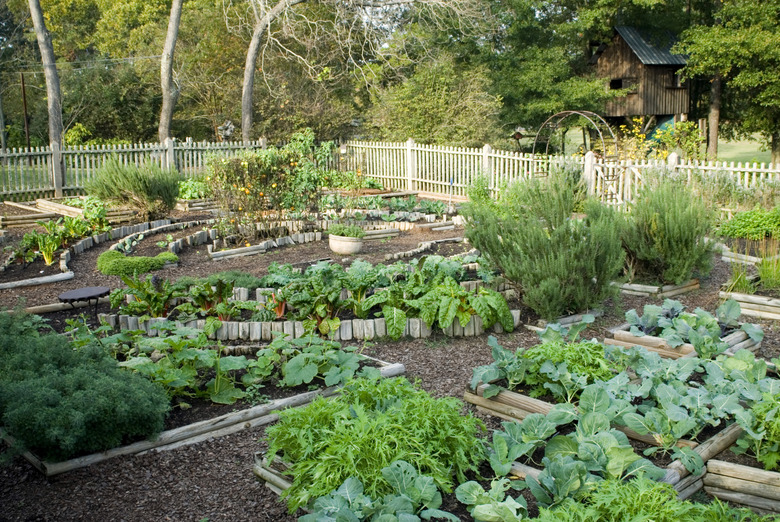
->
[3,54,163,74]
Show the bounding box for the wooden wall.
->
[596,34,689,118]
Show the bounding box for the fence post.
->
[405,138,416,191]
[260,137,268,149]
[667,152,679,170]
[583,150,595,196]
[164,137,177,172]
[482,144,493,194]
[51,141,63,198]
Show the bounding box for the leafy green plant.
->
[35,229,62,266]
[86,158,180,220]
[344,259,381,319]
[301,461,458,522]
[329,223,366,238]
[621,179,714,284]
[280,261,348,335]
[719,206,780,240]
[471,325,614,402]
[536,475,774,522]
[116,233,144,255]
[80,195,112,233]
[265,377,486,512]
[625,299,763,359]
[734,390,780,471]
[119,329,249,405]
[110,274,184,319]
[178,177,208,200]
[156,234,174,249]
[455,479,527,522]
[248,334,365,388]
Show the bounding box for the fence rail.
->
[1,137,778,204]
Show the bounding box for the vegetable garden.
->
[3,130,780,520]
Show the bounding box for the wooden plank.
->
[708,459,780,488]
[704,472,780,501]
[35,198,83,217]
[705,486,780,513]
[719,291,780,308]
[604,338,688,359]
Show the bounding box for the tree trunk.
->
[240,0,308,143]
[772,130,779,166]
[27,0,62,146]
[707,74,722,161]
[159,0,184,142]
[0,75,6,153]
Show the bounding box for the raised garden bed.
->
[718,290,780,321]
[2,354,404,477]
[704,459,780,514]
[36,197,136,223]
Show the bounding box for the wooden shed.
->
[592,26,689,120]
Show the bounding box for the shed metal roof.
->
[615,26,687,66]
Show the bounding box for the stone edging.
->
[0,219,176,290]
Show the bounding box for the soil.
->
[2,208,780,521]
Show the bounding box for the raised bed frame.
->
[616,279,699,298]
[705,459,780,514]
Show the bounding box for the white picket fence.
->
[1,137,778,205]
[0,138,268,200]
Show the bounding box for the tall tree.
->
[158,0,183,141]
[27,0,62,146]
[233,0,485,142]
[679,0,780,163]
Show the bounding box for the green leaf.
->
[209,386,246,405]
[382,305,407,340]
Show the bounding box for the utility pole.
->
[20,72,30,151]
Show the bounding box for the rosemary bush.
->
[463,170,624,320]
[621,180,714,285]
[86,158,180,220]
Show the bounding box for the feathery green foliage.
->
[463,170,624,320]
[86,158,180,220]
[0,312,169,462]
[265,377,486,512]
[622,180,714,284]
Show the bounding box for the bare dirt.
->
[1,209,779,521]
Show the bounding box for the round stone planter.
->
[328,234,364,255]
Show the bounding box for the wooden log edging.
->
[99,308,523,341]
[616,279,700,298]
[719,291,780,321]
[704,459,780,513]
[2,355,405,477]
[464,384,698,450]
[384,236,465,261]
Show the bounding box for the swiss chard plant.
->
[110,274,184,320]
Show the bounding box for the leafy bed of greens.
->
[472,319,779,480]
[69,320,375,407]
[264,377,486,513]
[625,298,763,359]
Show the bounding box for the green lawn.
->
[717,136,772,165]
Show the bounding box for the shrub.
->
[97,249,178,277]
[86,158,180,220]
[463,171,624,320]
[265,377,486,512]
[0,315,169,462]
[621,180,714,284]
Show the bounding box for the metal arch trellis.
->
[532,110,619,160]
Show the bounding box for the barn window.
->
[610,78,638,93]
